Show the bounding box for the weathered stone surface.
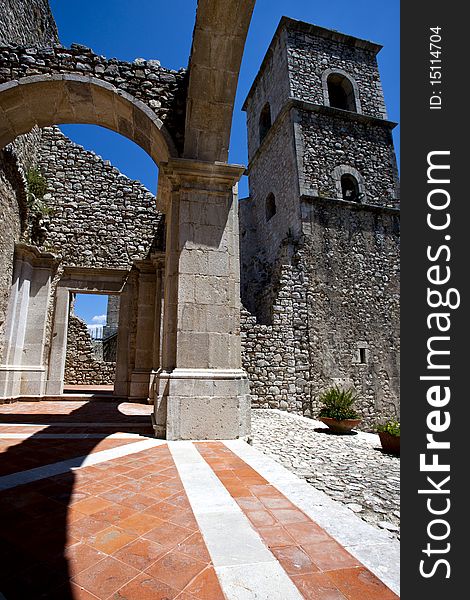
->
[0,44,187,154]
[240,18,400,429]
[37,127,164,270]
[252,409,400,540]
[0,0,58,363]
[65,315,115,385]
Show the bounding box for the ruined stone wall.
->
[65,315,115,385]
[0,0,58,46]
[0,0,59,362]
[241,203,400,429]
[0,43,187,153]
[37,127,163,269]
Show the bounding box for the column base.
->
[0,365,46,398]
[154,368,251,440]
[129,369,153,402]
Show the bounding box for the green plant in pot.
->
[377,419,400,455]
[317,385,361,433]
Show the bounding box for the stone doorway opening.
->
[64,292,120,395]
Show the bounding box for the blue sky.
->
[74,294,108,329]
[49,0,399,324]
[51,0,399,196]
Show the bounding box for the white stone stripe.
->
[225,439,400,596]
[0,433,152,439]
[0,438,164,491]
[169,441,303,600]
[0,422,151,428]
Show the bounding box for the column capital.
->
[160,158,245,191]
[14,243,60,270]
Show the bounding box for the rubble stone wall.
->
[0,0,58,362]
[37,126,163,269]
[65,315,115,385]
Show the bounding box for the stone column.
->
[114,273,135,398]
[155,158,251,440]
[0,245,58,398]
[128,260,157,400]
[45,285,70,395]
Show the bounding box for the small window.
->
[259,103,272,145]
[341,174,360,202]
[355,344,369,365]
[265,193,276,221]
[327,73,357,112]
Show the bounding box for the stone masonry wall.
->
[244,29,290,164]
[240,112,301,320]
[65,315,115,385]
[241,241,310,414]
[37,127,163,269]
[0,43,187,153]
[0,0,58,46]
[285,22,387,119]
[0,0,59,362]
[301,200,400,428]
[299,110,399,209]
[0,149,27,359]
[241,202,400,430]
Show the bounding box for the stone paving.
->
[251,409,400,539]
[0,401,399,599]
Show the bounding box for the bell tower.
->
[239,17,400,425]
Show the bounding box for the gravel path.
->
[251,409,400,539]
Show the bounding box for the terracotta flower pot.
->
[319,417,361,434]
[378,431,400,455]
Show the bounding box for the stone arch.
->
[0,74,177,166]
[331,165,366,202]
[321,68,362,114]
[184,0,256,161]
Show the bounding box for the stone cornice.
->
[14,243,59,269]
[300,194,400,215]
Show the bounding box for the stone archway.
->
[0,74,178,164]
[0,0,258,440]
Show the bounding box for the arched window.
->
[327,73,357,112]
[341,174,360,202]
[265,193,276,221]
[259,103,272,145]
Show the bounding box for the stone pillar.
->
[114,273,135,398]
[0,245,58,398]
[45,285,70,395]
[128,260,158,400]
[155,158,251,440]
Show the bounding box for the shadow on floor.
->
[0,400,153,599]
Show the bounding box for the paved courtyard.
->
[251,410,400,539]
[0,401,399,599]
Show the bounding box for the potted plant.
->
[317,385,361,433]
[377,420,400,455]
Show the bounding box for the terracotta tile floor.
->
[0,401,154,477]
[196,442,399,600]
[0,442,224,599]
[0,401,398,599]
